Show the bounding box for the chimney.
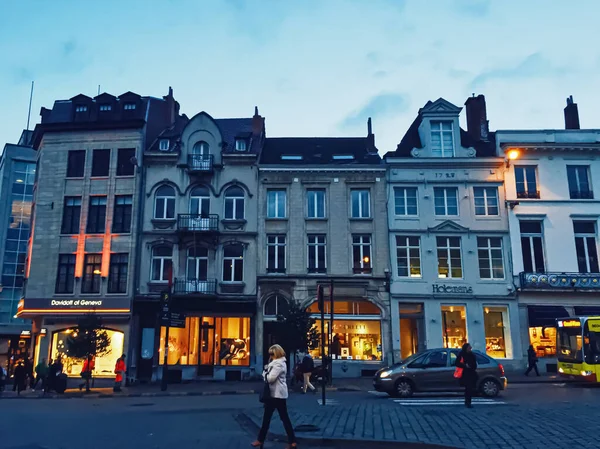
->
[564,95,580,130]
[367,117,376,152]
[465,94,489,142]
[252,106,265,136]
[166,86,175,126]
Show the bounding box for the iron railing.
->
[187,154,213,172]
[520,272,600,290]
[177,214,219,232]
[516,190,540,199]
[173,278,217,295]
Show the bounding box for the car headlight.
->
[379,370,393,378]
[581,370,593,376]
[558,367,564,373]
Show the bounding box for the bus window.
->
[584,321,600,364]
[557,327,583,362]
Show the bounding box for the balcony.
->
[520,272,600,291]
[570,190,594,199]
[187,154,213,173]
[177,214,219,233]
[516,190,540,199]
[173,278,217,295]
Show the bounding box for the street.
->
[2,382,600,449]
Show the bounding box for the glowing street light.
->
[505,149,520,167]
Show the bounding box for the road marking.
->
[393,398,505,406]
[317,399,339,406]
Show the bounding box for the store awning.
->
[527,306,570,328]
[574,307,600,317]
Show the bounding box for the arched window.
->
[154,185,176,219]
[264,295,289,319]
[193,141,209,156]
[190,186,210,217]
[187,246,208,280]
[151,246,172,281]
[224,186,245,220]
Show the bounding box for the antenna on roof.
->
[26,81,34,131]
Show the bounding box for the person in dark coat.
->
[24,357,34,389]
[13,361,27,395]
[456,343,478,408]
[45,359,55,393]
[300,352,316,394]
[524,345,540,377]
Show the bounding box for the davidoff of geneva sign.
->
[17,297,130,316]
[432,284,473,294]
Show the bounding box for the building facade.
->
[0,131,36,374]
[256,124,391,378]
[131,108,265,382]
[497,97,600,372]
[18,90,174,378]
[385,96,522,369]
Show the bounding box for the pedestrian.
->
[0,364,6,392]
[300,351,316,394]
[13,360,27,395]
[45,359,55,393]
[455,343,478,408]
[524,345,540,377]
[79,356,95,391]
[33,358,49,391]
[113,354,126,392]
[25,357,34,390]
[251,344,297,449]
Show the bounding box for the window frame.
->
[154,185,176,220]
[307,234,327,274]
[61,196,82,235]
[190,186,210,217]
[477,237,505,280]
[159,139,170,151]
[350,189,371,219]
[266,235,286,273]
[55,254,76,294]
[436,236,463,279]
[393,187,418,216]
[86,196,107,234]
[514,166,539,199]
[352,234,372,274]
[82,254,102,294]
[266,189,287,219]
[395,235,422,278]
[91,149,111,178]
[306,189,326,219]
[186,246,209,281]
[223,245,244,282]
[112,195,133,234]
[66,150,86,178]
[107,253,129,294]
[573,221,599,273]
[224,186,245,220]
[519,221,546,273]
[151,246,173,282]
[473,187,499,216]
[123,102,136,110]
[434,187,459,216]
[430,120,455,157]
[235,139,247,151]
[116,148,135,177]
[567,165,593,199]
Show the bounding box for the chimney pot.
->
[564,95,580,130]
[465,94,488,142]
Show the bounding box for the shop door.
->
[399,303,426,359]
[198,317,215,377]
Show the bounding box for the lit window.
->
[437,236,462,279]
[431,121,454,157]
[82,254,102,293]
[395,236,421,278]
[224,186,245,220]
[484,306,511,359]
[519,221,545,273]
[477,237,504,279]
[515,166,539,199]
[567,166,593,199]
[267,235,286,273]
[441,305,467,348]
[235,139,247,151]
[474,187,499,216]
[350,189,370,218]
[154,185,176,220]
[159,139,170,151]
[267,189,286,218]
[352,235,372,274]
[394,187,418,216]
[434,187,458,216]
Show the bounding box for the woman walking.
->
[456,343,478,408]
[251,344,297,448]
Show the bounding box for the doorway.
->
[399,303,425,359]
[198,317,215,377]
[263,321,282,367]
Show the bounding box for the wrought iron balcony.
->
[516,190,540,199]
[173,278,217,295]
[177,214,219,233]
[520,272,600,291]
[187,154,213,173]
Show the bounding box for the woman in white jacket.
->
[251,344,297,448]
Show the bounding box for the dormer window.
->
[123,103,136,110]
[99,104,111,112]
[281,155,303,161]
[332,155,354,161]
[431,120,454,157]
[235,139,247,152]
[75,105,87,113]
[159,139,170,151]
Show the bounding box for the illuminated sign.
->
[558,319,581,328]
[40,328,47,334]
[588,320,600,332]
[20,330,31,336]
[17,297,130,317]
[433,284,473,294]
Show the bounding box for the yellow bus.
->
[557,316,600,382]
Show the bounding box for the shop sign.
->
[432,284,473,294]
[169,312,186,329]
[558,319,581,328]
[18,297,130,315]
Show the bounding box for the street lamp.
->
[505,149,520,167]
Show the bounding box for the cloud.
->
[452,0,491,17]
[471,52,569,87]
[373,70,388,79]
[340,93,409,129]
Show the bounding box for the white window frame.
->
[430,120,454,157]
[519,221,546,273]
[266,235,286,273]
[307,189,326,219]
[224,187,245,220]
[151,247,172,282]
[186,247,208,280]
[263,295,288,320]
[351,189,371,218]
[223,245,244,282]
[477,237,505,280]
[159,139,170,151]
[567,165,592,199]
[514,166,539,199]
[352,234,372,272]
[307,234,327,273]
[434,187,459,216]
[190,187,210,216]
[235,139,247,151]
[267,189,287,219]
[574,221,599,273]
[393,187,418,216]
[154,186,176,220]
[436,236,463,279]
[473,187,499,216]
[395,235,421,278]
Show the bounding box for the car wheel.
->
[395,379,414,398]
[480,379,500,397]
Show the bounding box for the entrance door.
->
[198,317,215,377]
[399,303,426,359]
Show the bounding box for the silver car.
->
[373,348,508,398]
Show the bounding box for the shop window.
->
[441,305,467,349]
[159,317,200,365]
[215,317,250,366]
[306,300,380,316]
[307,319,382,361]
[484,306,510,358]
[529,326,556,358]
[51,328,124,377]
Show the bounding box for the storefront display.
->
[159,317,200,365]
[484,306,508,358]
[441,305,467,349]
[529,326,557,358]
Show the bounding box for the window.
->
[235,139,247,151]
[431,121,454,157]
[66,150,85,178]
[567,166,593,199]
[266,235,286,273]
[350,189,370,218]
[264,295,289,318]
[55,254,76,294]
[214,317,251,365]
[159,139,169,151]
[61,197,81,234]
[190,186,210,216]
[484,306,510,359]
[529,326,557,358]
[112,195,133,234]
[307,189,326,218]
[154,185,176,219]
[123,103,136,110]
[151,246,172,282]
[520,221,545,273]
[99,104,111,112]
[75,105,87,113]
[267,189,286,218]
[91,149,110,177]
[116,148,135,176]
[477,237,504,279]
[307,234,327,273]
[352,235,372,273]
[473,187,499,216]
[187,247,208,280]
[82,254,102,294]
[224,186,244,220]
[394,187,418,216]
[108,253,128,294]
[434,187,458,216]
[437,237,462,279]
[441,305,467,349]
[223,245,244,282]
[159,317,200,365]
[86,196,107,233]
[193,141,209,155]
[574,221,599,273]
[395,236,421,278]
[515,166,539,199]
[281,155,303,161]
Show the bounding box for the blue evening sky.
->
[1,0,598,153]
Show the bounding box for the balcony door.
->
[190,186,210,217]
[187,247,208,281]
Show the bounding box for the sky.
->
[1,0,599,154]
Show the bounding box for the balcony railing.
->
[516,190,540,199]
[187,154,213,172]
[570,190,594,199]
[177,214,219,232]
[520,272,600,290]
[173,278,217,295]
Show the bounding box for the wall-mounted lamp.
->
[505,149,520,167]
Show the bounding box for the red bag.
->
[453,357,464,379]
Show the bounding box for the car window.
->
[421,351,448,368]
[449,351,459,366]
[407,354,427,368]
[475,353,490,365]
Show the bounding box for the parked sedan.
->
[373,348,507,398]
